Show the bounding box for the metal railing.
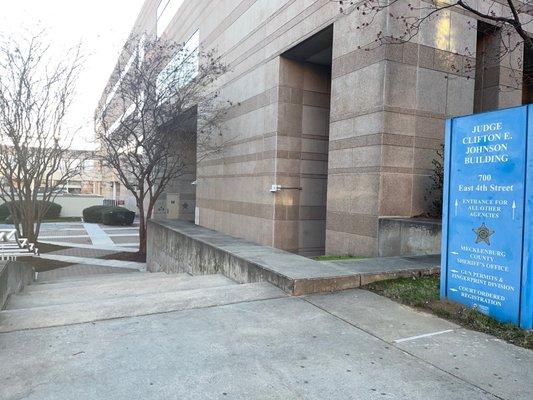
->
[103,199,125,206]
[0,229,39,261]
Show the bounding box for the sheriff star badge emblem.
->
[473,223,495,245]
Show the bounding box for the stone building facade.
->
[97,0,533,257]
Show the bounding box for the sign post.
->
[440,105,533,329]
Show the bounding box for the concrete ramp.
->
[148,220,439,295]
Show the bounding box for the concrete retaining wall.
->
[0,261,34,309]
[147,220,299,293]
[0,195,104,218]
[378,218,441,257]
[53,195,103,217]
[147,220,374,295]
[147,219,440,295]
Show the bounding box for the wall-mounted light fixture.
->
[270,184,302,193]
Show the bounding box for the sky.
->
[0,0,146,150]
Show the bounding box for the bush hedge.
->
[83,205,135,226]
[101,208,135,226]
[82,205,112,223]
[43,202,62,219]
[0,200,61,221]
[0,203,9,220]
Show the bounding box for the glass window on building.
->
[156,30,199,100]
[157,0,185,37]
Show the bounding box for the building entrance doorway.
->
[277,26,332,256]
[155,106,197,222]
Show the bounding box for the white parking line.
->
[393,329,454,344]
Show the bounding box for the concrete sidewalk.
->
[1,288,530,400]
[319,254,440,283]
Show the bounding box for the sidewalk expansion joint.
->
[301,296,506,400]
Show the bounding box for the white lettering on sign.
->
[462,122,514,165]
[471,122,502,133]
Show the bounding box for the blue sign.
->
[440,105,533,329]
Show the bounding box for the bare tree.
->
[0,32,84,242]
[96,34,229,256]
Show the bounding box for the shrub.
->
[424,144,444,218]
[0,203,10,220]
[101,208,135,226]
[0,200,61,220]
[82,205,113,223]
[44,202,62,219]
[83,205,135,225]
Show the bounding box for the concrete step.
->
[0,242,32,248]
[38,254,146,271]
[8,274,237,309]
[0,282,287,332]
[0,247,32,252]
[29,271,173,290]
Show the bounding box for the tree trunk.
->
[138,203,147,256]
[34,219,42,241]
[22,219,35,242]
[20,203,35,242]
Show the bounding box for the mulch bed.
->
[101,251,146,263]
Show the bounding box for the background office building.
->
[97,0,533,257]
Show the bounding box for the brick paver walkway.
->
[36,221,140,252]
[36,264,138,281]
[47,247,119,258]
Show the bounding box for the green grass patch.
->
[365,275,533,350]
[315,255,366,261]
[367,275,441,306]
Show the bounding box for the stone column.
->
[326,10,389,257]
[195,59,280,246]
[326,4,477,257]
